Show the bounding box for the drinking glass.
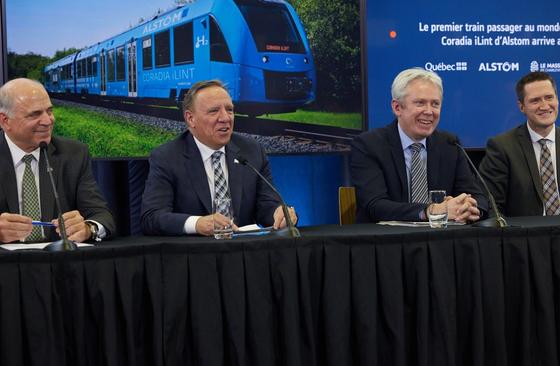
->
[428,190,448,228]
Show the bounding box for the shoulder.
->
[150,131,189,158]
[51,136,89,156]
[487,124,525,145]
[353,122,396,149]
[229,133,266,155]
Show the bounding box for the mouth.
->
[417,118,433,126]
[216,126,231,133]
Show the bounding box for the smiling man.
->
[141,79,297,236]
[0,78,115,243]
[479,71,560,216]
[351,68,486,223]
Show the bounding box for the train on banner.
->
[43,0,316,115]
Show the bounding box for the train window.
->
[142,37,153,70]
[116,46,125,81]
[81,59,87,77]
[77,61,81,79]
[237,2,305,54]
[210,17,232,63]
[92,57,98,77]
[87,57,92,77]
[108,49,116,81]
[155,30,170,67]
[173,22,194,65]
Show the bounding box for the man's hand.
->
[53,210,92,242]
[195,214,238,236]
[0,213,33,243]
[272,205,298,230]
[445,193,480,223]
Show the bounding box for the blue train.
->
[43,0,316,115]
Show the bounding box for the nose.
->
[39,110,55,125]
[217,107,231,122]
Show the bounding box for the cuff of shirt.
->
[185,215,202,234]
[85,219,107,239]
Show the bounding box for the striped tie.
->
[410,143,429,204]
[539,139,560,215]
[211,151,231,214]
[21,154,43,241]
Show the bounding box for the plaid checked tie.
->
[410,143,429,204]
[539,139,560,215]
[21,154,43,241]
[211,151,231,213]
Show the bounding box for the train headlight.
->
[262,56,269,63]
[303,57,309,64]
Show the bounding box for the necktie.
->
[21,154,43,241]
[539,139,560,215]
[410,143,429,204]
[211,151,231,213]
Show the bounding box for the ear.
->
[184,110,195,128]
[517,100,525,114]
[0,112,10,131]
[391,99,402,117]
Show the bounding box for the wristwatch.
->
[85,221,101,242]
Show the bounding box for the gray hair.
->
[391,67,443,103]
[182,79,229,112]
[0,78,46,117]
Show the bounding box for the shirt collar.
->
[192,135,226,162]
[5,134,41,167]
[397,122,427,151]
[527,121,556,144]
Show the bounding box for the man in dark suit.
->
[351,68,486,223]
[479,71,559,216]
[141,80,297,236]
[0,78,115,243]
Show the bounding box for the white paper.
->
[0,242,93,251]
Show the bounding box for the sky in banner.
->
[7,0,175,57]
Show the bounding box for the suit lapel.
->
[38,142,57,222]
[388,122,408,199]
[426,134,439,190]
[225,140,242,220]
[517,125,544,202]
[185,134,212,213]
[0,133,19,213]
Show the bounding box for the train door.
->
[193,16,211,79]
[100,50,107,95]
[127,41,137,97]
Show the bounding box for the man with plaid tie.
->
[141,80,298,236]
[480,72,560,217]
[351,68,486,223]
[0,78,115,243]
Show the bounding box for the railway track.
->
[52,93,360,152]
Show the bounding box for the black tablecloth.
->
[1,217,560,366]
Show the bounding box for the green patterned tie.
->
[21,154,43,241]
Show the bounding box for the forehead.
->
[193,86,232,107]
[523,79,556,98]
[11,86,52,111]
[404,79,442,100]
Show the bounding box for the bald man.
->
[0,78,115,243]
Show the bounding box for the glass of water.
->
[213,197,233,239]
[427,190,448,228]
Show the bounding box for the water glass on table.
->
[427,190,448,228]
[213,197,233,239]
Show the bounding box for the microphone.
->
[40,142,78,251]
[451,138,508,228]
[234,156,301,238]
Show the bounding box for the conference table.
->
[1,217,560,366]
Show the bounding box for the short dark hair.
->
[182,79,228,112]
[516,71,558,102]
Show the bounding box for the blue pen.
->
[32,220,55,227]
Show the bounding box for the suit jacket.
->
[479,123,560,217]
[350,120,487,223]
[0,133,116,241]
[140,131,281,235]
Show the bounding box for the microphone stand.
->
[455,142,508,228]
[234,157,301,238]
[40,143,78,251]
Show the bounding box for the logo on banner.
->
[424,61,468,72]
[478,62,519,72]
[530,61,560,72]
